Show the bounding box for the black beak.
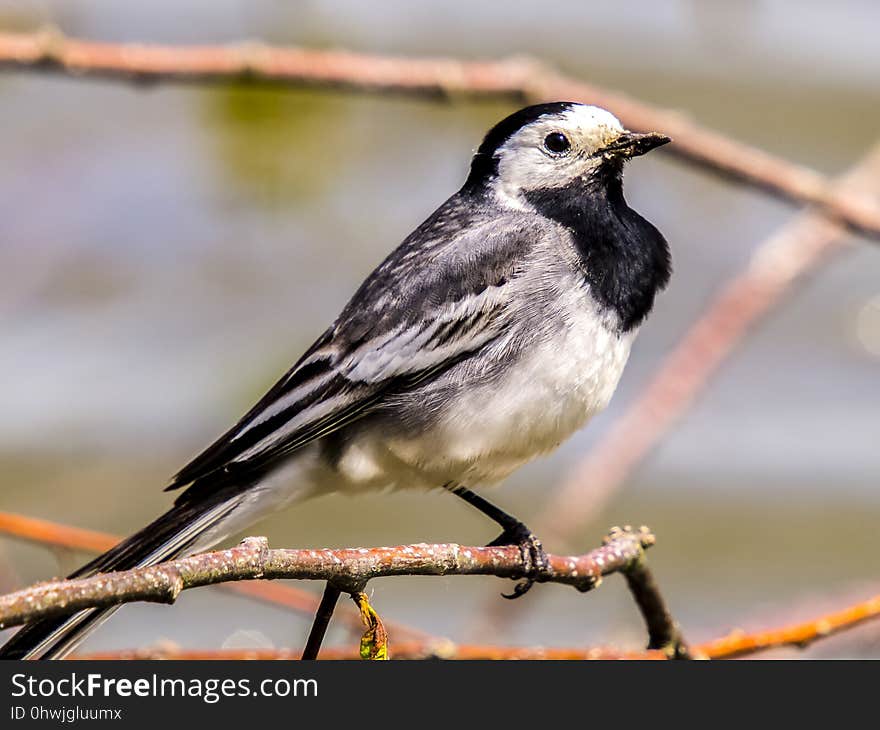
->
[602,131,671,159]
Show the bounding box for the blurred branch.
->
[0,511,119,555]
[0,510,428,641]
[74,643,666,660]
[698,593,880,659]
[73,590,880,660]
[0,529,655,630]
[1,29,880,238]
[534,143,880,545]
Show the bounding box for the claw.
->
[444,485,552,599]
[489,523,551,599]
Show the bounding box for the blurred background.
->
[1,0,878,657]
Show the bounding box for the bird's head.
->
[465,102,669,207]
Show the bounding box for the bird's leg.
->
[446,484,550,599]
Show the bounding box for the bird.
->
[0,101,671,659]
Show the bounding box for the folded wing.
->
[167,214,533,502]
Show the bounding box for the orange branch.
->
[72,591,880,660]
[0,512,115,555]
[697,593,880,660]
[74,643,666,660]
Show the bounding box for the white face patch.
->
[493,104,626,207]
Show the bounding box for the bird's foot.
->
[488,522,551,599]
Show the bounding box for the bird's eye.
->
[544,132,571,154]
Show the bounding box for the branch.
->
[621,546,689,658]
[1,30,879,239]
[697,593,880,659]
[0,511,429,641]
[74,590,880,660]
[301,582,342,660]
[75,644,667,660]
[0,511,118,555]
[0,529,653,630]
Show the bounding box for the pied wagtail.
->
[1,102,671,659]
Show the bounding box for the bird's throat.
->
[524,177,671,332]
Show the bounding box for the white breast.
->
[341,283,635,491]
[431,293,632,483]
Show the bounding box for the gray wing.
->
[168,205,538,499]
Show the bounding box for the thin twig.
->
[0,30,879,238]
[0,529,653,629]
[301,582,341,660]
[623,564,689,659]
[605,526,690,659]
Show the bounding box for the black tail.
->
[0,490,244,660]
